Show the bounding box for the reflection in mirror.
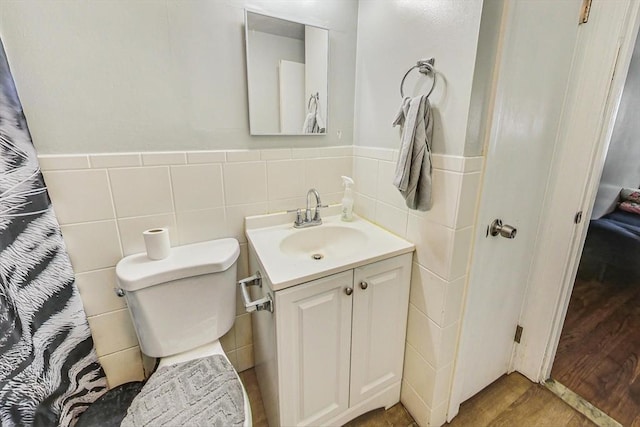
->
[245,11,328,135]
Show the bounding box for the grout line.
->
[97,345,140,359]
[544,378,623,427]
[105,168,125,259]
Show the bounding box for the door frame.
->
[514,0,640,382]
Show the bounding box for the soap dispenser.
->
[341,176,355,221]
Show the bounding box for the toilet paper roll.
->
[143,228,170,260]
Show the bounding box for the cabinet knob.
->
[345,287,353,296]
[360,281,368,290]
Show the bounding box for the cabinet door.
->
[350,254,412,406]
[276,270,354,426]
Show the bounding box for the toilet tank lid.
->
[116,238,240,292]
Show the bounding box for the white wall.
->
[353,0,484,155]
[0,0,358,153]
[353,1,488,425]
[248,31,304,133]
[592,32,640,218]
[464,0,504,157]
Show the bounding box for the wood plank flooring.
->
[239,368,591,426]
[552,264,640,427]
[447,373,594,427]
[343,403,417,427]
[238,368,268,427]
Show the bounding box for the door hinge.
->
[579,0,592,25]
[574,211,583,224]
[514,325,523,343]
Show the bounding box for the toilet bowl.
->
[115,238,251,426]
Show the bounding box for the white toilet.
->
[115,238,251,426]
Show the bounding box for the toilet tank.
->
[116,238,240,358]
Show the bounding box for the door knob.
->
[360,281,368,290]
[489,219,517,239]
[345,287,353,296]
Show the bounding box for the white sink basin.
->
[279,225,368,259]
[246,213,414,290]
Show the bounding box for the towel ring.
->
[400,58,436,98]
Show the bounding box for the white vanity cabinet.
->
[251,252,412,427]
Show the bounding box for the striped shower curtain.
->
[0,39,107,425]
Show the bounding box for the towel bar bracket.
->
[400,57,436,98]
[416,58,435,75]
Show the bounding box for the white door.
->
[451,0,583,409]
[276,270,353,426]
[350,254,411,406]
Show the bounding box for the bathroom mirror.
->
[245,11,328,136]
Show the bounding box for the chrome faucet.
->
[288,188,328,228]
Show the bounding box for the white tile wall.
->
[40,147,353,387]
[90,153,142,168]
[223,162,267,205]
[175,208,226,245]
[43,170,114,224]
[118,214,178,256]
[142,152,187,166]
[60,221,122,273]
[100,347,145,388]
[353,156,379,198]
[352,147,483,426]
[260,148,291,161]
[400,379,430,426]
[109,167,174,217]
[187,151,226,164]
[225,203,269,243]
[42,145,480,417]
[266,160,307,201]
[88,309,139,357]
[170,164,224,211]
[305,157,352,194]
[75,268,126,316]
[39,154,90,170]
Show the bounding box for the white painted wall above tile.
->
[1,0,358,153]
[353,0,484,156]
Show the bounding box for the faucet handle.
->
[286,208,304,226]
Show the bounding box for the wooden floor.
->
[238,367,417,427]
[239,368,590,426]
[238,369,268,427]
[343,403,417,427]
[551,263,640,427]
[447,373,594,427]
